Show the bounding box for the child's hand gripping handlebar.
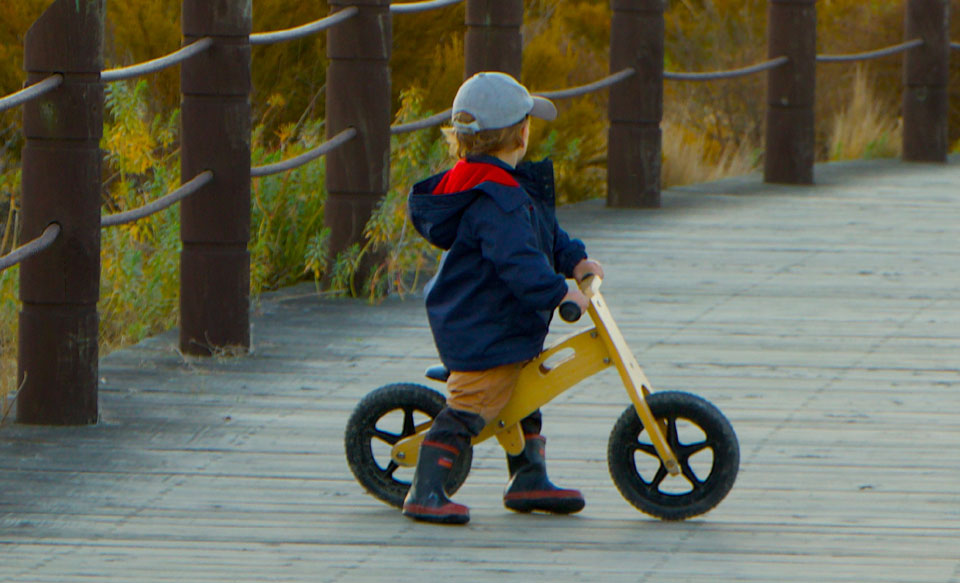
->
[558,274,600,322]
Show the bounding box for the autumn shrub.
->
[522,0,611,203]
[663,0,960,165]
[97,80,181,349]
[324,90,448,299]
[249,97,329,294]
[0,1,49,99]
[664,0,768,156]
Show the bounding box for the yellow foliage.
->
[104,123,154,175]
[0,0,48,96]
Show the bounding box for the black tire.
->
[344,383,473,508]
[608,391,739,520]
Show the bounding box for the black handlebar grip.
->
[559,301,582,323]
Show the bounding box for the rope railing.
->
[0,223,61,273]
[0,74,63,114]
[665,56,789,82]
[101,38,215,83]
[391,0,464,14]
[251,127,358,177]
[101,171,214,227]
[250,7,359,45]
[536,68,636,99]
[391,109,451,135]
[817,38,924,63]
[249,0,463,47]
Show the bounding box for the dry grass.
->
[0,273,14,423]
[660,64,900,190]
[828,65,902,161]
[0,348,15,423]
[662,114,760,189]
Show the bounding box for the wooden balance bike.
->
[344,276,739,520]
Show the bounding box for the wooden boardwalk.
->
[2,158,959,582]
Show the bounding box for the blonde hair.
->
[442,112,527,160]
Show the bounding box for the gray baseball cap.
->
[451,72,557,134]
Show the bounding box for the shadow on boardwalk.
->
[1,158,959,582]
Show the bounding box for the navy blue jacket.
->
[408,155,587,371]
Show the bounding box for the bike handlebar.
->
[558,301,582,322]
[558,274,600,323]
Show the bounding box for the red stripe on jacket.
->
[433,159,519,195]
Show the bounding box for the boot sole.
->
[402,505,470,525]
[504,493,585,515]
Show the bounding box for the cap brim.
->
[530,96,557,122]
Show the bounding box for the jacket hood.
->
[408,157,528,250]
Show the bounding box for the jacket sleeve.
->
[553,222,587,279]
[467,197,569,312]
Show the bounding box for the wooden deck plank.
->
[2,157,960,581]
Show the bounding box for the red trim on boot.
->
[422,440,460,456]
[402,501,470,524]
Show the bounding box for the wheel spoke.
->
[678,440,711,457]
[633,440,660,459]
[372,428,401,445]
[401,406,417,437]
[648,465,668,491]
[679,458,703,486]
[665,416,680,448]
[384,460,400,478]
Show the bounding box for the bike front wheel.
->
[344,383,472,508]
[608,391,739,520]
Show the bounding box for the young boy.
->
[405,72,604,525]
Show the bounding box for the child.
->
[405,72,604,525]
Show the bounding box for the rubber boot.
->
[503,434,585,514]
[401,439,470,524]
[402,407,484,525]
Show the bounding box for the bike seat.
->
[424,364,450,382]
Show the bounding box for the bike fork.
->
[588,293,681,476]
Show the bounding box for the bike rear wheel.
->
[608,391,739,520]
[344,383,472,508]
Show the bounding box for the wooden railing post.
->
[17,0,104,425]
[465,0,523,78]
[325,0,392,276]
[765,0,816,185]
[179,0,252,356]
[903,0,950,162]
[608,0,664,208]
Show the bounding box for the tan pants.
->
[446,361,525,423]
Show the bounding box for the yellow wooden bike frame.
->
[391,276,681,476]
